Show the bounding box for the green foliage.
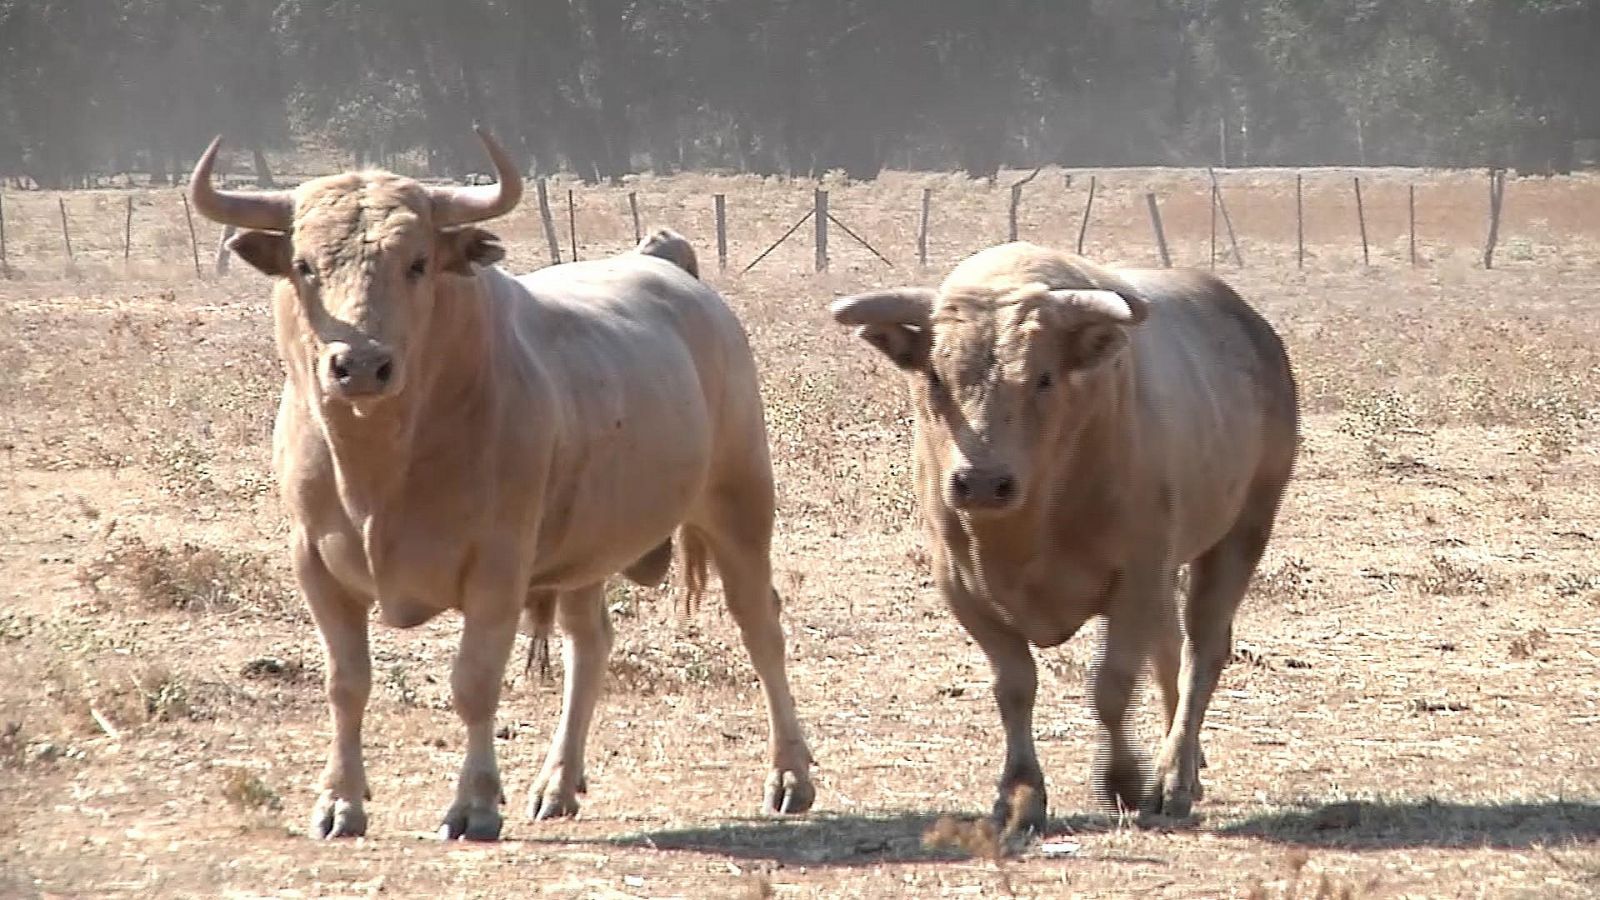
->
[0,0,1595,184]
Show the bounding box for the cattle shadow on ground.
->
[1222,798,1600,850]
[583,810,1118,867]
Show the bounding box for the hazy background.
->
[1,0,1597,186]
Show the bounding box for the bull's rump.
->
[1118,268,1297,561]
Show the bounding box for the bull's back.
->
[494,257,761,586]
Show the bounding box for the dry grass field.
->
[1,166,1598,898]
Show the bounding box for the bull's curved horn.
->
[429,125,524,227]
[1045,288,1148,324]
[830,288,937,327]
[188,136,294,231]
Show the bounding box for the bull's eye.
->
[926,371,945,398]
[294,258,314,279]
[408,257,428,279]
[1036,371,1054,392]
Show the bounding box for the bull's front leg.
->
[294,532,373,839]
[440,568,521,841]
[948,589,1048,834]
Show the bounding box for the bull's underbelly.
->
[527,474,704,591]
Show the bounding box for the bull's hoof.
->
[763,769,815,815]
[526,768,585,821]
[439,804,503,842]
[309,794,367,839]
[1139,773,1203,823]
[528,789,581,821]
[1093,754,1152,817]
[990,782,1048,835]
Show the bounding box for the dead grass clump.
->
[77,531,297,618]
[1244,849,1375,900]
[1508,626,1551,660]
[922,783,1038,862]
[221,769,283,813]
[1417,553,1498,596]
[131,665,194,723]
[0,721,24,768]
[1251,555,1321,603]
[607,637,753,695]
[736,875,775,899]
[47,661,206,736]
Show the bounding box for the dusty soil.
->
[1,167,1598,898]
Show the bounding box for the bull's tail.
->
[636,228,700,279]
[520,589,558,683]
[676,524,711,619]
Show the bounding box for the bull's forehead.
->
[291,173,430,266]
[931,297,1044,386]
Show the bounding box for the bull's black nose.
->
[949,467,1020,511]
[326,344,397,399]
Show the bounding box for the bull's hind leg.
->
[527,584,612,820]
[1091,565,1173,817]
[690,485,815,815]
[1151,513,1276,820]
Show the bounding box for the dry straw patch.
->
[1,165,1598,897]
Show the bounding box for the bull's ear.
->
[855,322,931,371]
[830,287,936,372]
[1063,323,1129,371]
[226,230,292,277]
[1038,289,1142,372]
[438,226,506,275]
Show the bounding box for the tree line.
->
[1,0,1596,189]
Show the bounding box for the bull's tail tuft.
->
[637,228,700,279]
[676,524,711,619]
[520,590,558,683]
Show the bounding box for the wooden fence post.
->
[814,189,828,273]
[1483,168,1505,269]
[1145,192,1171,267]
[918,187,931,267]
[1210,180,1218,269]
[628,191,641,244]
[58,197,74,263]
[1075,175,1097,255]
[216,224,235,275]
[1408,184,1417,267]
[567,188,578,261]
[179,193,202,279]
[124,195,135,263]
[1208,167,1244,267]
[1353,176,1369,267]
[714,193,727,272]
[535,178,561,265]
[1008,168,1041,242]
[1295,173,1304,269]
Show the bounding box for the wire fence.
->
[1,165,1595,282]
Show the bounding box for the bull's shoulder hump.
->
[1115,267,1243,304]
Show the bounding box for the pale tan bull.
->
[189,129,814,841]
[831,242,1298,828]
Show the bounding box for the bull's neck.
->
[313,275,494,521]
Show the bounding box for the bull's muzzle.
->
[948,465,1020,514]
[322,341,399,402]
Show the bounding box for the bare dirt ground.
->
[2,168,1598,898]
